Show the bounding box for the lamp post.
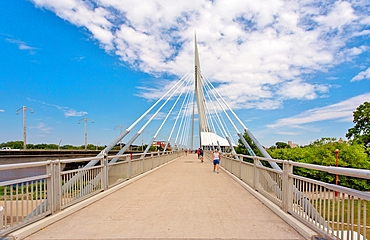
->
[114,124,123,149]
[78,117,94,151]
[335,149,340,197]
[96,142,100,151]
[16,106,34,150]
[141,131,149,152]
[58,139,62,151]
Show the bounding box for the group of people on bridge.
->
[183,147,221,173]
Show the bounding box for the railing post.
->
[101,152,108,190]
[282,160,293,213]
[253,157,259,190]
[151,153,154,169]
[53,160,61,213]
[0,206,3,229]
[239,155,243,179]
[46,161,53,213]
[141,153,144,174]
[127,155,131,179]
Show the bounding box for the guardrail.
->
[0,151,183,236]
[213,152,370,240]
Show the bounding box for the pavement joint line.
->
[8,157,181,240]
[220,165,318,240]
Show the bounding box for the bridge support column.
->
[282,160,293,213]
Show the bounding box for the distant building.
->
[152,141,170,149]
[288,141,298,148]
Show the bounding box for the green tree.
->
[275,142,291,149]
[234,132,263,157]
[0,141,23,149]
[346,101,370,154]
[267,138,370,190]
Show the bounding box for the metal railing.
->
[215,152,370,240]
[0,151,183,236]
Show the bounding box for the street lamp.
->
[78,117,94,151]
[58,139,62,151]
[16,106,34,150]
[96,142,100,151]
[114,124,123,149]
[141,130,150,152]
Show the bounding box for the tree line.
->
[0,141,161,151]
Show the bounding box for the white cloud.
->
[30,0,369,109]
[64,109,88,117]
[351,67,370,82]
[26,98,88,118]
[30,122,53,134]
[267,93,370,129]
[5,38,38,54]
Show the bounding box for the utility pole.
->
[114,124,123,149]
[16,106,34,150]
[78,117,94,151]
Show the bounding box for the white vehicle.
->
[1,147,12,150]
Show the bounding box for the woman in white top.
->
[213,149,220,173]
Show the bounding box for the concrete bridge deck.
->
[18,154,312,240]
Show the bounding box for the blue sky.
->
[0,0,369,149]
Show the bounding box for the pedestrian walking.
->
[199,148,204,163]
[197,148,200,159]
[213,149,220,173]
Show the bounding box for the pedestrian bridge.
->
[1,151,369,240]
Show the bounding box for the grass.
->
[309,197,370,238]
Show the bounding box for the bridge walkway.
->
[22,153,306,240]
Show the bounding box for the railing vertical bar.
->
[63,174,66,205]
[36,180,40,215]
[66,173,69,205]
[341,193,345,235]
[26,181,29,221]
[21,182,24,222]
[336,192,340,236]
[303,179,306,220]
[308,182,311,222]
[346,195,350,239]
[4,186,8,226]
[75,172,78,199]
[10,184,13,226]
[357,199,361,240]
[351,196,354,240]
[296,179,300,215]
[315,183,318,226]
[363,201,366,240]
[44,176,47,213]
[304,180,307,221]
[318,185,322,230]
[297,179,303,217]
[331,189,335,235]
[15,184,19,225]
[322,186,326,233]
[31,180,34,218]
